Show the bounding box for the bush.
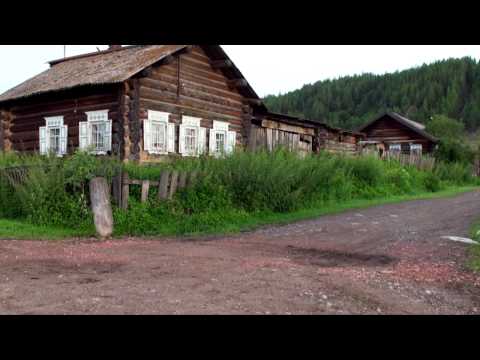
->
[0,148,477,237]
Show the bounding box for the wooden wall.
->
[135,45,252,161]
[316,127,360,155]
[363,115,434,152]
[2,86,121,155]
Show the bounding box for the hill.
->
[263,57,480,132]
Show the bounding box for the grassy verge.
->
[468,219,480,272]
[0,219,92,240]
[1,185,477,240]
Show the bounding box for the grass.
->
[0,219,91,240]
[1,185,477,240]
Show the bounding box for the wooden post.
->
[112,174,122,206]
[141,180,150,203]
[89,177,114,239]
[158,170,170,200]
[121,172,130,209]
[169,171,179,199]
[187,171,198,187]
[178,172,187,190]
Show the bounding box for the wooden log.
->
[89,177,113,239]
[188,171,198,187]
[112,174,122,206]
[121,172,130,210]
[211,59,233,69]
[178,172,187,190]
[169,171,179,199]
[227,79,248,89]
[157,170,170,200]
[141,180,150,203]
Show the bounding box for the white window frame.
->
[179,116,206,157]
[144,111,173,155]
[209,120,236,157]
[40,116,67,156]
[80,110,112,155]
[389,143,401,153]
[410,143,423,155]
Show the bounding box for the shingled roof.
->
[0,45,265,110]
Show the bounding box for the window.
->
[185,127,197,154]
[389,144,401,154]
[209,120,236,157]
[143,111,175,154]
[215,132,226,154]
[39,116,68,156]
[179,116,206,157]
[410,143,422,155]
[79,110,112,154]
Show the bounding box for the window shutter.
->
[60,125,68,155]
[143,119,151,152]
[198,127,207,155]
[167,123,176,153]
[209,129,216,155]
[39,126,47,155]
[79,122,88,150]
[179,124,186,155]
[227,130,236,154]
[105,120,112,152]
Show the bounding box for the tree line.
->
[263,57,480,132]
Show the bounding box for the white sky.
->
[1,45,479,98]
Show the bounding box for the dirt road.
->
[1,191,480,314]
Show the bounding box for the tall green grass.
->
[0,149,478,238]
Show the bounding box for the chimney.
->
[108,45,122,50]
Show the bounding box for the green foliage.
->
[0,149,478,238]
[434,138,476,164]
[263,57,480,132]
[426,114,465,140]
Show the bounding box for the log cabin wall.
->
[315,126,361,155]
[136,45,252,162]
[2,86,121,155]
[362,116,434,152]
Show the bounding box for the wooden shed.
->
[357,112,438,156]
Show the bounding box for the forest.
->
[263,57,480,132]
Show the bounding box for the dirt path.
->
[1,191,480,314]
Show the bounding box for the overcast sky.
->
[1,45,480,97]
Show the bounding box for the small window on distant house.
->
[410,143,422,155]
[389,144,401,154]
[39,116,68,156]
[79,110,112,154]
[144,111,175,154]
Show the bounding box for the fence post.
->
[169,171,179,199]
[121,172,130,210]
[158,170,170,200]
[89,177,114,239]
[141,180,150,203]
[112,173,122,206]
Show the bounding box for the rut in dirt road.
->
[1,190,480,314]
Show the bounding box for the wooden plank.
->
[266,128,273,152]
[178,172,187,190]
[121,172,130,210]
[261,119,316,136]
[112,174,122,206]
[158,170,171,200]
[169,171,179,199]
[188,171,198,187]
[141,180,150,203]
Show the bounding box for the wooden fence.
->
[112,170,199,209]
[383,152,436,171]
[0,165,33,186]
